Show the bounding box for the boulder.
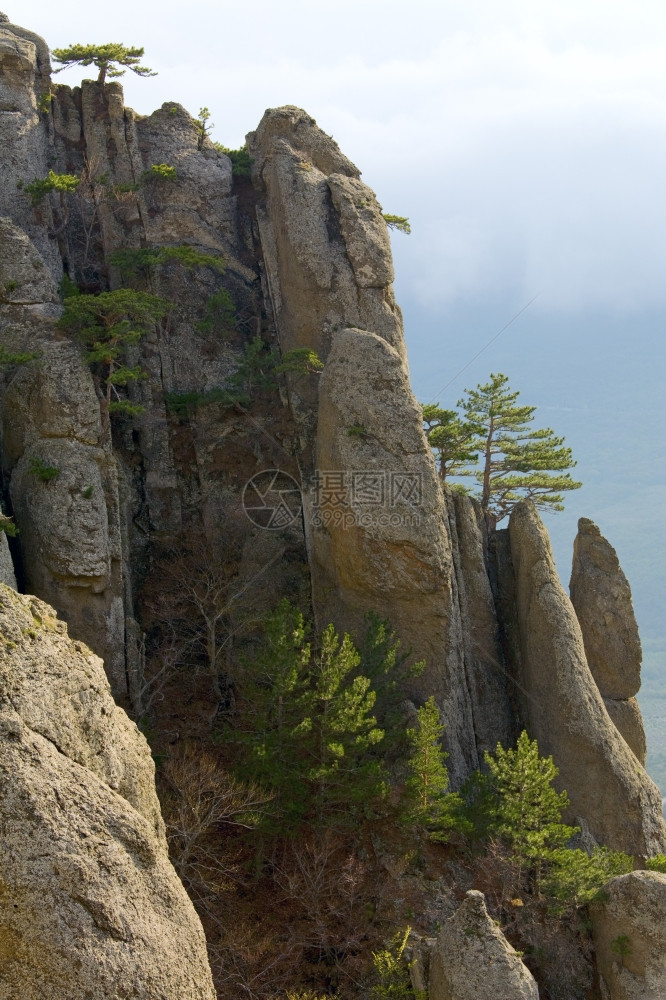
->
[507,501,666,855]
[591,870,666,1000]
[428,890,539,1000]
[0,585,216,1000]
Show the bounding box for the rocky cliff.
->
[0,586,215,999]
[1,12,665,998]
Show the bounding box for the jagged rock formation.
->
[497,502,664,856]
[570,516,647,762]
[1,22,666,995]
[428,890,540,1000]
[247,106,405,381]
[311,325,490,781]
[591,870,666,999]
[0,585,215,999]
[3,337,126,690]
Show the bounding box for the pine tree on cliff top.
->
[461,373,581,524]
[424,373,581,524]
[51,43,157,85]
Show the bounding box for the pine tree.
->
[421,404,479,483]
[459,372,581,524]
[482,730,574,860]
[51,43,157,85]
[57,289,169,417]
[231,602,386,833]
[404,696,458,837]
[358,613,424,764]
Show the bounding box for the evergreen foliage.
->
[0,346,41,365]
[28,456,60,482]
[110,244,226,279]
[196,289,236,337]
[539,846,633,912]
[274,348,325,376]
[142,163,177,181]
[382,214,412,235]
[24,170,80,206]
[421,404,478,482]
[57,289,169,415]
[59,274,81,300]
[164,387,249,419]
[370,927,425,1000]
[229,601,387,833]
[51,42,157,85]
[229,338,324,397]
[357,614,424,763]
[403,697,457,836]
[480,730,574,859]
[461,373,582,521]
[195,107,214,149]
[424,373,581,522]
[0,514,18,537]
[214,142,252,176]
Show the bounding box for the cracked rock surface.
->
[0,586,215,1000]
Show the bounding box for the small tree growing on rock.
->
[57,288,170,418]
[51,43,157,85]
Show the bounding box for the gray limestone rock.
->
[0,587,163,839]
[3,342,126,694]
[0,532,16,587]
[0,217,58,305]
[604,696,647,764]
[0,19,60,275]
[570,517,642,700]
[507,501,666,855]
[247,105,405,377]
[428,890,540,1000]
[0,586,215,1000]
[311,326,479,782]
[591,870,666,1000]
[445,491,514,757]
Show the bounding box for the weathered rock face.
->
[0,19,60,274]
[570,517,646,761]
[604,697,647,765]
[0,13,662,887]
[428,890,540,1000]
[0,585,216,999]
[310,326,481,781]
[2,341,126,694]
[570,518,642,699]
[504,501,665,855]
[0,217,59,307]
[591,870,666,1000]
[247,106,405,396]
[445,492,514,758]
[0,531,15,587]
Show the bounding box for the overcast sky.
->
[11,2,666,637]
[16,0,666,320]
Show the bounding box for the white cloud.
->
[13,0,666,312]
